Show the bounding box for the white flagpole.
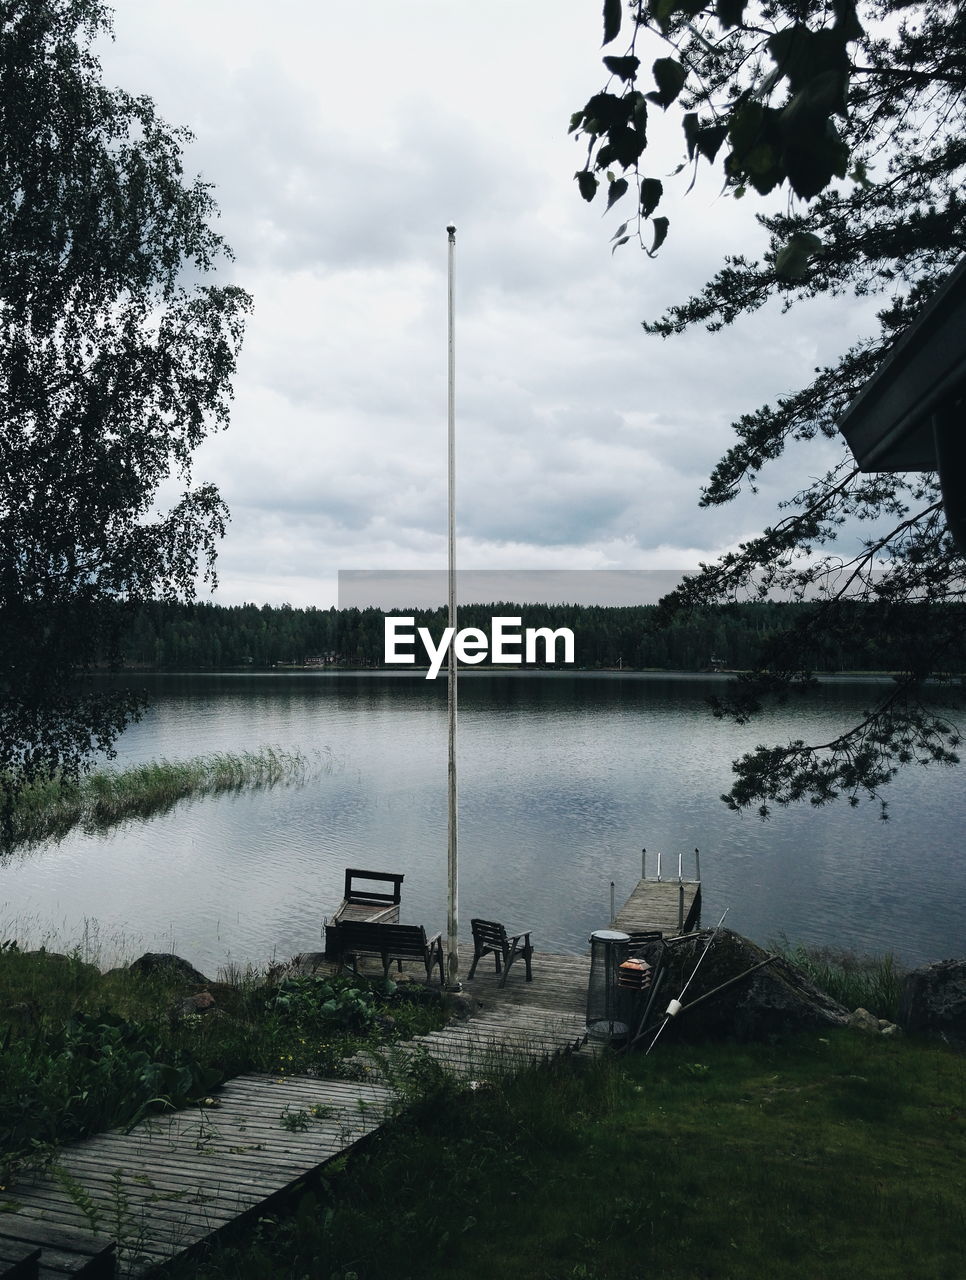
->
[445,224,460,990]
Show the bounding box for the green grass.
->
[0,943,446,1186]
[1,746,320,848]
[170,1031,966,1280]
[773,936,904,1019]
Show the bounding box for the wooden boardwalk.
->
[0,873,697,1278]
[0,1075,394,1277]
[0,946,591,1278]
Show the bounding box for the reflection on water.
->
[1,672,963,973]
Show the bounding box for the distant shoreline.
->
[96,665,916,683]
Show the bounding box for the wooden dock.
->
[614,877,701,934]
[0,867,698,1277]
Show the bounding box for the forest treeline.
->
[111,599,966,674]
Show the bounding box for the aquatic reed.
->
[775,936,905,1019]
[2,747,320,849]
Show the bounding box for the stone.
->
[848,1007,881,1035]
[898,958,966,1043]
[180,990,216,1015]
[442,992,477,1020]
[629,928,850,1044]
[128,952,210,985]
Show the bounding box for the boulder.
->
[128,952,210,985]
[848,1007,882,1035]
[898,958,966,1043]
[179,990,217,1016]
[630,928,850,1044]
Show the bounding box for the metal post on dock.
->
[677,852,683,881]
[641,847,646,879]
[610,881,616,922]
[678,881,685,931]
[656,851,662,881]
[695,847,701,882]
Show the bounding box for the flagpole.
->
[445,224,460,990]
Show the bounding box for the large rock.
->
[630,928,850,1044]
[128,952,210,985]
[898,958,966,1043]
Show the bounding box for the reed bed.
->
[2,747,319,849]
[775,936,905,1019]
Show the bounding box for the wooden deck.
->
[614,877,701,934]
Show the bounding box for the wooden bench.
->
[336,921,444,984]
[324,869,404,959]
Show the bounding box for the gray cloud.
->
[96,3,886,608]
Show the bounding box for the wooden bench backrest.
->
[337,921,429,955]
[344,868,404,907]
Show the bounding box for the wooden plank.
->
[3,1186,234,1235]
[614,879,701,935]
[0,1241,40,1279]
[0,1219,116,1279]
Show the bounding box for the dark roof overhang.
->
[838,256,966,551]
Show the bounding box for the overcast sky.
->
[98,2,882,609]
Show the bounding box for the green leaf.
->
[728,101,765,157]
[696,124,728,163]
[652,0,678,33]
[568,110,585,135]
[651,0,704,33]
[575,170,599,202]
[611,235,631,254]
[715,0,747,28]
[608,124,646,167]
[581,92,632,135]
[647,216,669,257]
[603,0,622,45]
[833,0,864,43]
[640,177,663,218]
[784,124,849,200]
[627,90,648,137]
[603,55,640,82]
[683,111,700,160]
[648,57,687,110]
[606,176,629,209]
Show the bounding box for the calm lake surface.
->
[1,672,964,974]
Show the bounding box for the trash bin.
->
[586,929,630,1041]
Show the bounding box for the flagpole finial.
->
[446,224,456,241]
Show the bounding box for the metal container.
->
[586,928,631,1041]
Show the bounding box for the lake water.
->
[1,672,964,974]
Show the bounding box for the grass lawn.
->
[177,1030,966,1280]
